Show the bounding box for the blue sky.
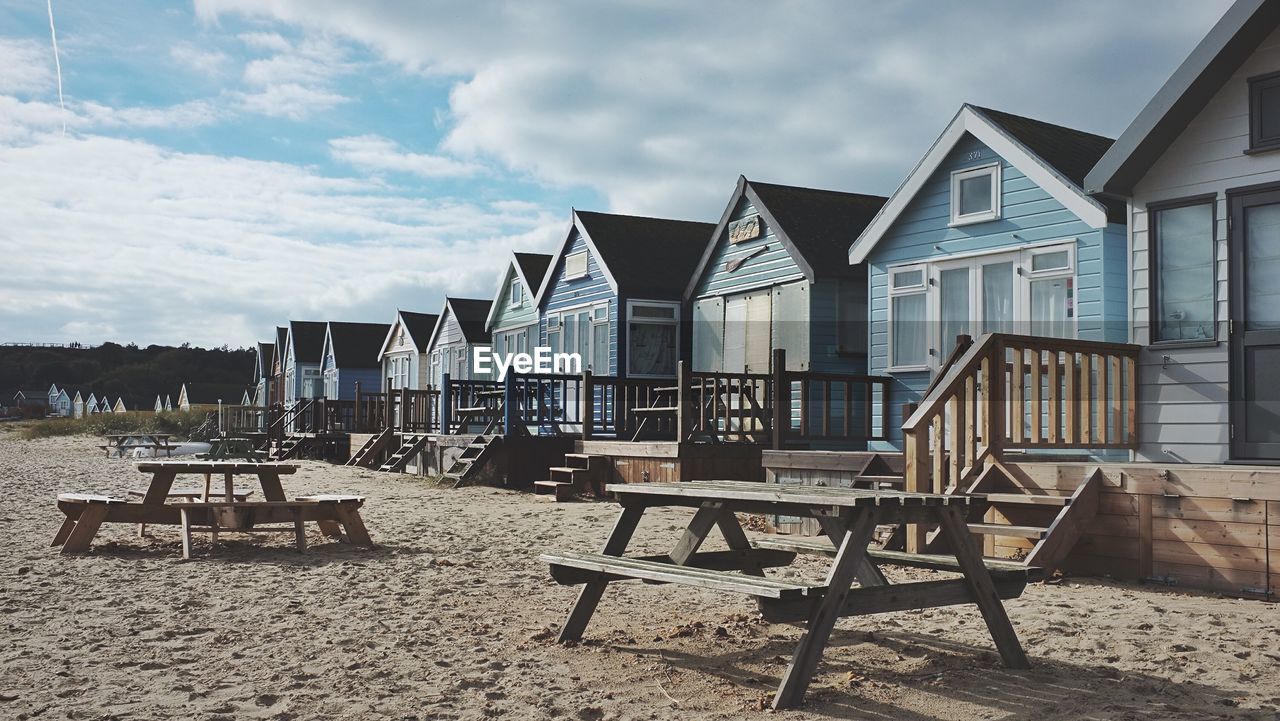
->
[0,0,1232,347]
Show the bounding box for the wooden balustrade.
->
[902,333,1140,550]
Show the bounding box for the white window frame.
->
[886,241,1077,373]
[887,264,930,372]
[546,301,611,373]
[625,299,680,378]
[949,162,1001,226]
[563,251,589,279]
[509,278,523,308]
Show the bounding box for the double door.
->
[1230,189,1280,459]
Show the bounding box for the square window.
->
[950,164,1001,225]
[564,251,589,278]
[1249,72,1280,152]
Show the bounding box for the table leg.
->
[316,519,345,540]
[51,515,78,547]
[257,471,286,501]
[294,509,307,553]
[180,507,193,560]
[142,470,179,506]
[815,515,888,587]
[333,504,373,547]
[61,504,109,554]
[558,504,645,643]
[668,503,723,564]
[714,509,766,577]
[202,473,211,501]
[223,473,234,502]
[773,508,880,710]
[936,505,1030,669]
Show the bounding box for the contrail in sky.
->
[47,0,67,137]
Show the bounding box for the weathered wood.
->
[1079,353,1092,444]
[61,503,108,554]
[1138,493,1153,578]
[180,507,193,560]
[752,536,1041,580]
[773,507,880,709]
[557,505,644,643]
[607,480,967,508]
[544,552,810,597]
[1047,350,1061,444]
[1009,345,1024,445]
[1023,468,1102,572]
[815,514,887,587]
[1029,348,1043,443]
[669,504,723,564]
[757,577,1028,623]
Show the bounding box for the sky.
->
[0,0,1234,349]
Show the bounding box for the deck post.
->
[581,370,594,441]
[399,386,409,434]
[771,348,787,449]
[676,360,689,442]
[385,377,394,432]
[503,371,517,438]
[986,338,1005,461]
[353,382,362,433]
[441,373,452,434]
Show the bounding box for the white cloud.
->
[195,0,1234,218]
[0,132,561,346]
[329,134,480,178]
[0,37,54,95]
[235,82,348,119]
[169,43,233,76]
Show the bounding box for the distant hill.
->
[0,342,255,408]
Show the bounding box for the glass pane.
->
[547,330,560,354]
[939,267,970,356]
[1260,83,1280,142]
[629,323,675,375]
[892,269,923,289]
[592,323,609,373]
[563,316,575,355]
[1155,203,1215,340]
[958,173,993,216]
[1031,277,1070,338]
[1246,203,1280,329]
[577,313,591,359]
[632,305,675,319]
[1031,251,1069,272]
[892,294,926,366]
[982,262,1014,334]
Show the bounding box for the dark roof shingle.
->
[575,211,715,298]
[445,298,493,344]
[327,321,392,368]
[747,180,888,275]
[289,321,328,364]
[513,252,553,293]
[397,311,440,353]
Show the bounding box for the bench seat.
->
[541,551,815,600]
[58,493,127,504]
[752,536,1042,582]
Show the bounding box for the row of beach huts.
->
[14,382,251,419]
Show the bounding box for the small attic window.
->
[1248,71,1280,153]
[564,251,589,279]
[950,163,1001,226]
[509,278,523,308]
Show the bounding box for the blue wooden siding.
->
[866,132,1127,450]
[539,231,619,375]
[334,368,381,401]
[694,196,805,298]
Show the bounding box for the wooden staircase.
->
[271,433,317,461]
[346,428,394,468]
[442,435,503,487]
[378,433,431,473]
[534,453,610,501]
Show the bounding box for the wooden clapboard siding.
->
[490,264,541,336]
[540,230,618,375]
[1128,24,1280,464]
[428,306,492,382]
[866,133,1127,449]
[695,196,805,298]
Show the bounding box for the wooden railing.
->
[351,384,439,434]
[902,332,1140,508]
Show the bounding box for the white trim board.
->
[848,104,1109,265]
[534,210,622,306]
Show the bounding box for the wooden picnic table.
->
[51,461,375,558]
[199,436,266,462]
[541,480,1030,710]
[99,433,175,458]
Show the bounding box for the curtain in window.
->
[939,268,970,357]
[629,323,675,375]
[892,294,926,366]
[1155,203,1214,341]
[981,262,1014,334]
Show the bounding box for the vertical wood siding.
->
[1129,25,1280,463]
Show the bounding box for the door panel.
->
[1231,189,1280,459]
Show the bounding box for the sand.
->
[2,427,1278,720]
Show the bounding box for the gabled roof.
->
[849,104,1116,264]
[325,321,392,369]
[1085,0,1280,196]
[273,326,288,368]
[254,342,272,379]
[537,210,716,302]
[426,297,493,351]
[287,320,327,364]
[379,310,440,359]
[686,176,887,297]
[485,251,554,329]
[180,382,246,406]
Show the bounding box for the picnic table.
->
[99,433,176,458]
[199,436,266,462]
[51,461,373,559]
[541,480,1030,709]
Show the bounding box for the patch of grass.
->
[20,410,217,441]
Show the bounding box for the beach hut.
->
[536,210,714,378]
[686,177,887,375]
[320,321,392,401]
[1086,0,1280,463]
[164,395,173,412]
[177,383,246,412]
[378,310,440,392]
[251,341,273,408]
[268,326,287,407]
[426,298,494,385]
[47,383,60,411]
[72,391,85,418]
[12,389,49,413]
[847,103,1127,449]
[283,320,328,407]
[85,393,100,415]
[486,252,553,362]
[112,397,127,413]
[50,388,72,417]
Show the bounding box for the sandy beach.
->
[3,427,1277,720]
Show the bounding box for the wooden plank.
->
[964,375,976,468]
[1097,356,1109,444]
[932,415,945,489]
[1008,346,1024,445]
[1046,351,1060,445]
[544,552,809,597]
[1079,353,1092,444]
[947,396,961,482]
[1029,348,1042,443]
[1125,355,1137,445]
[757,576,1027,624]
[60,503,108,554]
[1150,559,1268,595]
[1152,538,1269,573]
[557,505,644,643]
[1109,355,1122,446]
[1138,494,1153,579]
[1151,496,1266,523]
[1063,352,1077,444]
[1152,517,1267,549]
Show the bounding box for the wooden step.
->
[979,493,1070,507]
[967,523,1047,539]
[533,480,573,501]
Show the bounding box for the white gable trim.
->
[320,324,336,370]
[485,260,520,331]
[423,301,453,354]
[534,211,621,306]
[848,105,1109,265]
